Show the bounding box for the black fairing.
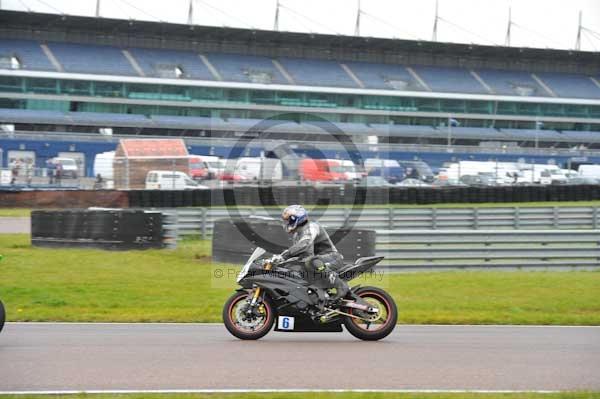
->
[337,256,384,281]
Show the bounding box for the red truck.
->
[188,156,209,180]
[299,159,345,182]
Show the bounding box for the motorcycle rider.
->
[271,205,349,305]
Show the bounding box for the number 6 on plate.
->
[277,316,295,330]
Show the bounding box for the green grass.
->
[0,208,31,217]
[2,393,600,399]
[1,234,599,324]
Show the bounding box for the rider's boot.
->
[326,271,349,305]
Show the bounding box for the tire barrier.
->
[31,209,163,250]
[128,184,600,207]
[212,218,376,264]
[4,185,600,209]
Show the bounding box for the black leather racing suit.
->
[280,221,348,301]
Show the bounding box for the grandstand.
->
[1,9,600,175]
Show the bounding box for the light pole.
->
[447,115,452,148]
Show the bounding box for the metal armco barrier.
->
[161,206,600,269]
[161,206,600,238]
[375,229,600,269]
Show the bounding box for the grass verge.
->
[0,208,31,217]
[1,393,600,399]
[1,234,599,324]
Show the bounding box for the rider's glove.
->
[270,254,284,264]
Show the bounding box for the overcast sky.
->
[2,0,600,51]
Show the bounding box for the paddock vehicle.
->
[188,156,209,180]
[145,170,209,190]
[223,248,397,341]
[299,159,344,182]
[0,300,4,333]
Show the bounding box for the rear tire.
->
[223,291,275,340]
[344,286,397,341]
[0,300,5,333]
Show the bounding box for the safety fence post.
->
[201,207,207,240]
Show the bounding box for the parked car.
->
[460,174,495,186]
[145,170,209,190]
[432,178,467,187]
[398,160,435,183]
[358,176,395,187]
[397,178,431,187]
[368,166,406,184]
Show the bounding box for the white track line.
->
[0,389,562,395]
[6,322,600,328]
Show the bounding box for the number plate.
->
[277,316,295,331]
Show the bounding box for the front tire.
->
[344,286,397,341]
[223,291,275,340]
[0,300,5,333]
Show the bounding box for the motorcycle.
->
[0,300,5,333]
[223,247,397,341]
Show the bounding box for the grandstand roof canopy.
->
[1,9,599,72]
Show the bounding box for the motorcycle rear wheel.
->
[344,286,397,341]
[223,291,275,340]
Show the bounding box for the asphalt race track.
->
[1,323,599,392]
[0,217,29,234]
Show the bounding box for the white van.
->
[93,151,115,180]
[578,165,600,179]
[145,171,209,190]
[224,157,282,181]
[195,155,225,179]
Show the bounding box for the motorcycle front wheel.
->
[0,300,5,333]
[223,291,275,340]
[344,286,397,341]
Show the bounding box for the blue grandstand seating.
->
[48,42,136,76]
[475,69,546,97]
[437,126,506,140]
[278,58,357,88]
[370,123,438,138]
[536,73,600,99]
[206,54,286,84]
[501,128,564,141]
[0,39,54,71]
[129,48,214,80]
[411,66,484,94]
[560,130,600,142]
[151,115,224,130]
[345,62,424,91]
[0,108,67,124]
[68,112,152,126]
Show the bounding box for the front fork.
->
[248,261,273,310]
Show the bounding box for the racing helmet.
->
[281,205,308,233]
